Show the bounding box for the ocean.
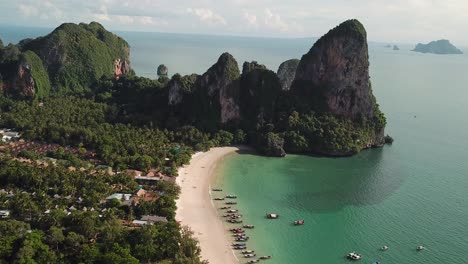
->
[2,25,468,264]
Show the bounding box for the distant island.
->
[412,39,463,54]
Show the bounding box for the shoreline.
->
[176,146,244,264]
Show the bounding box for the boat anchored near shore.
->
[266,213,279,219]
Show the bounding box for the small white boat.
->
[381,245,389,251]
[247,260,259,263]
[346,252,362,261]
[244,253,256,258]
[266,213,279,219]
[416,245,425,251]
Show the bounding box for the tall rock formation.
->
[277,59,299,91]
[293,19,375,121]
[290,19,385,154]
[199,53,241,124]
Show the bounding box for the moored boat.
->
[243,224,254,229]
[381,245,389,251]
[233,245,247,250]
[266,213,279,219]
[220,206,231,209]
[241,250,255,254]
[212,188,223,191]
[236,237,249,241]
[294,219,305,225]
[214,197,225,200]
[227,209,238,213]
[226,201,237,205]
[247,260,260,263]
[346,252,361,261]
[260,256,272,260]
[244,253,256,258]
[416,245,425,251]
[233,242,246,246]
[226,194,237,199]
[228,219,243,223]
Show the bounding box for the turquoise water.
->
[2,26,468,264]
[214,49,468,263]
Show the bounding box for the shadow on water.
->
[279,147,406,213]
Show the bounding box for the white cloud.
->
[93,4,111,21]
[263,8,288,32]
[187,8,227,25]
[18,4,38,17]
[139,16,155,25]
[3,0,468,44]
[117,15,134,24]
[243,12,257,26]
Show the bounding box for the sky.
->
[1,0,468,45]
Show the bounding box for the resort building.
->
[0,210,11,218]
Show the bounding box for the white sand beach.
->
[176,147,241,264]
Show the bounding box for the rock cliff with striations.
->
[290,19,385,154]
[293,19,375,120]
[277,59,299,91]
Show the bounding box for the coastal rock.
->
[239,62,282,126]
[242,61,266,75]
[412,39,463,54]
[157,64,168,77]
[291,19,386,154]
[114,58,130,80]
[293,19,376,121]
[168,78,183,105]
[200,53,241,124]
[13,62,35,97]
[277,59,299,91]
[261,132,286,157]
[167,74,199,106]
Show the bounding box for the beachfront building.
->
[0,210,11,218]
[0,129,21,142]
[132,189,159,205]
[131,215,168,226]
[105,193,133,206]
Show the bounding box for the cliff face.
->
[14,63,35,97]
[277,59,299,91]
[199,53,241,124]
[239,61,282,127]
[293,19,375,121]
[114,58,131,80]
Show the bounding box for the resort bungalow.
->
[0,210,11,218]
[123,169,143,178]
[132,189,159,205]
[105,193,132,205]
[131,215,168,226]
[0,130,21,142]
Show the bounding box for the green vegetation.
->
[21,22,130,95]
[21,51,51,99]
[0,158,206,263]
